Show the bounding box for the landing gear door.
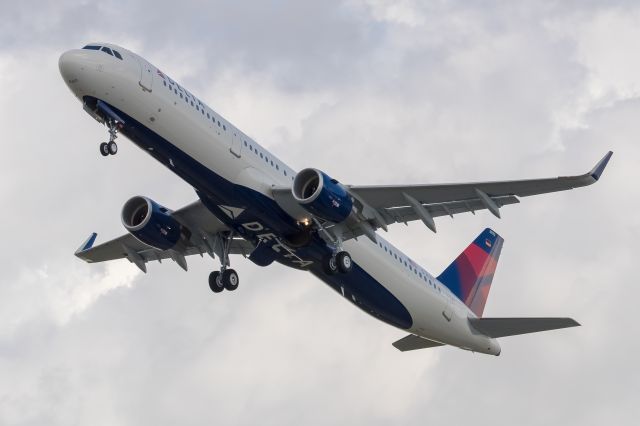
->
[138,58,154,92]
[230,131,242,158]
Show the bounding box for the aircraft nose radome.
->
[58,50,86,84]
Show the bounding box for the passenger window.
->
[284,170,287,176]
[163,80,167,86]
[244,140,247,146]
[270,160,274,166]
[101,47,113,56]
[260,153,263,158]
[276,164,279,170]
[223,125,226,131]
[191,101,194,106]
[218,121,221,127]
[179,93,183,98]
[207,113,210,119]
[113,50,123,60]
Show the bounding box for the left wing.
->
[272,151,612,241]
[392,334,445,351]
[75,200,254,272]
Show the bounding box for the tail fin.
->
[437,228,504,317]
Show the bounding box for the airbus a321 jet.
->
[59,43,612,355]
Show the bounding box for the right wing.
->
[350,151,613,211]
[469,317,580,338]
[272,151,612,241]
[75,200,254,272]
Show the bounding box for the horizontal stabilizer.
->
[469,317,580,338]
[392,334,445,352]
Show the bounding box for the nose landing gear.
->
[100,118,121,156]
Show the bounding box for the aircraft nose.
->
[58,49,88,86]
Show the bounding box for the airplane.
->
[59,43,612,355]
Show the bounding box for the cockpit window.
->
[82,45,124,60]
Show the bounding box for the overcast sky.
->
[0,1,638,425]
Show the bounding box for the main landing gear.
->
[208,232,240,294]
[208,269,239,293]
[100,118,120,156]
[323,251,353,275]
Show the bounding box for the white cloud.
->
[0,1,637,425]
[0,260,140,338]
[355,0,426,27]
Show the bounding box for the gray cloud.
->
[0,1,638,425]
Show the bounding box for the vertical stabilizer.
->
[437,228,504,317]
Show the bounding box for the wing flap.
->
[469,317,580,338]
[384,195,520,223]
[392,334,445,351]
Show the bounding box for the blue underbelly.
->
[95,98,413,330]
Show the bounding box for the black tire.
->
[100,142,109,156]
[336,251,353,273]
[323,255,338,275]
[208,271,224,293]
[107,141,118,155]
[222,269,239,291]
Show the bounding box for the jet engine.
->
[292,168,353,223]
[121,196,189,250]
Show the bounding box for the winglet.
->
[589,151,613,181]
[75,232,97,256]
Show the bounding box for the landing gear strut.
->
[312,218,353,276]
[100,118,120,156]
[208,232,240,294]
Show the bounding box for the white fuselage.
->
[59,43,500,355]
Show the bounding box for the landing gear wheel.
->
[336,251,353,274]
[208,271,224,293]
[100,142,110,156]
[323,255,339,275]
[107,141,118,155]
[222,269,239,291]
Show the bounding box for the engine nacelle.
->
[292,168,353,223]
[121,196,185,251]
